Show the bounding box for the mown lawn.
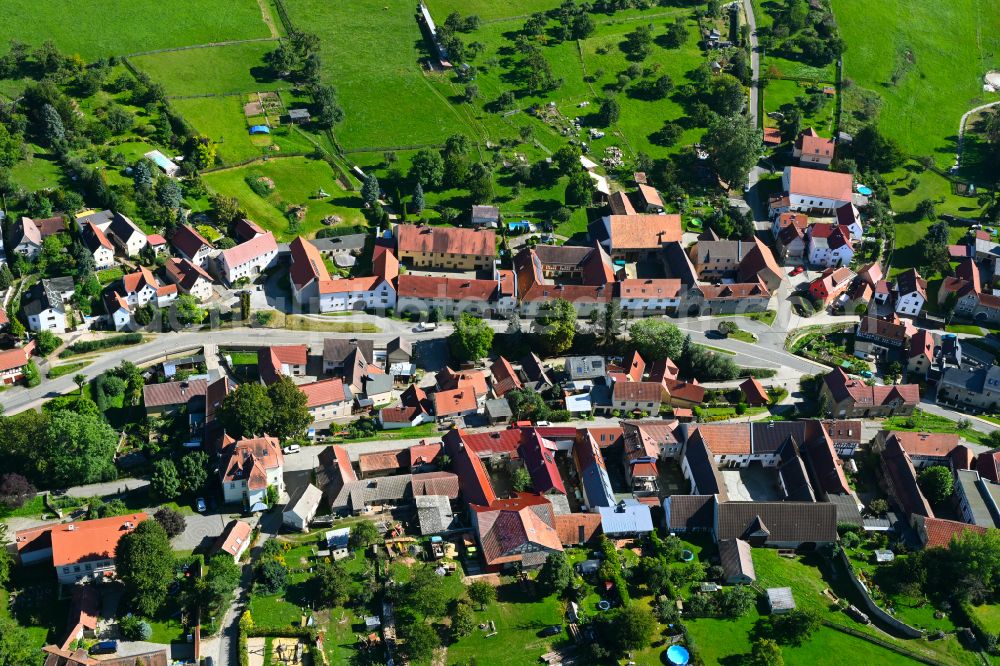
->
[763,79,836,135]
[201,157,366,239]
[131,42,285,97]
[832,0,1000,165]
[284,0,472,150]
[0,0,271,59]
[424,0,563,21]
[446,582,566,666]
[883,408,987,445]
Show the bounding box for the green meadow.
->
[131,42,284,97]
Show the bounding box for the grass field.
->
[171,96,317,165]
[202,157,366,239]
[131,42,284,97]
[763,79,836,135]
[0,0,272,59]
[284,0,471,150]
[884,408,987,445]
[424,0,561,22]
[832,0,1000,166]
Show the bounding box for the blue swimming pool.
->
[857,185,873,196]
[666,645,690,665]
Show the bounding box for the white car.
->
[414,322,437,332]
[283,444,301,455]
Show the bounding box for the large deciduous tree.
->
[115,520,175,616]
[448,313,495,363]
[701,113,764,189]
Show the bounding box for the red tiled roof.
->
[49,513,148,566]
[907,329,934,362]
[918,516,987,549]
[213,520,252,557]
[618,278,681,299]
[554,512,602,545]
[885,431,961,458]
[763,127,782,145]
[795,128,834,158]
[358,449,406,474]
[787,166,853,201]
[372,245,399,282]
[396,223,495,257]
[637,183,664,209]
[613,381,666,403]
[604,214,682,249]
[443,429,497,506]
[739,377,769,406]
[471,493,562,566]
[433,388,478,416]
[664,379,705,404]
[519,431,566,494]
[142,378,208,407]
[695,423,750,455]
[407,442,443,467]
[490,356,522,397]
[437,367,489,397]
[164,257,213,291]
[146,233,167,246]
[699,281,770,300]
[299,378,348,407]
[0,343,33,372]
[397,274,496,301]
[82,222,113,252]
[289,237,329,290]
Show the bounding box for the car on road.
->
[414,322,437,332]
[196,497,207,513]
[540,625,562,637]
[790,265,805,276]
[283,444,301,455]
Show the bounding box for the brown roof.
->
[664,379,706,404]
[613,381,666,403]
[359,449,406,475]
[164,257,213,291]
[604,214,682,249]
[289,236,330,290]
[490,356,522,397]
[905,330,932,362]
[637,183,664,209]
[763,127,782,145]
[411,471,461,498]
[695,423,750,455]
[396,223,495,257]
[881,437,934,518]
[786,166,853,201]
[171,224,213,259]
[81,222,113,252]
[824,368,920,407]
[608,191,636,216]
[977,450,1000,483]
[142,379,208,408]
[554,512,603,545]
[665,494,716,530]
[618,278,682,299]
[397,274,496,301]
[739,377,769,405]
[471,494,562,566]
[777,213,810,231]
[795,128,834,158]
[916,515,988,549]
[884,431,961,458]
[299,378,348,407]
[738,238,783,284]
[443,429,497,506]
[716,501,837,543]
[437,367,490,396]
[719,537,756,581]
[699,281,770,300]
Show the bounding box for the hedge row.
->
[959,601,999,654]
[59,333,143,358]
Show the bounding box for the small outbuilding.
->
[739,377,770,407]
[288,108,311,124]
[283,483,323,532]
[767,587,796,614]
[719,538,756,584]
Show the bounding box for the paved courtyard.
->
[721,464,781,502]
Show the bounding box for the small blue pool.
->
[681,550,694,562]
[666,645,690,665]
[856,185,873,196]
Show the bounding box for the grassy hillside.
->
[0,0,271,58]
[833,0,1000,165]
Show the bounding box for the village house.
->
[893,268,927,317]
[257,344,308,384]
[879,435,934,518]
[821,367,919,418]
[513,243,614,318]
[283,483,323,532]
[782,166,854,214]
[873,431,969,470]
[808,266,855,306]
[594,214,682,261]
[854,314,915,361]
[396,273,498,318]
[8,215,65,259]
[0,341,36,386]
[105,212,148,257]
[470,204,500,228]
[636,184,665,213]
[691,281,771,315]
[687,237,782,289]
[379,384,434,429]
[23,277,73,333]
[807,223,854,268]
[79,222,115,270]
[289,237,398,313]
[792,128,835,168]
[395,223,495,271]
[212,520,253,560]
[14,513,148,584]
[142,378,208,420]
[470,494,563,572]
[216,230,278,285]
[936,365,1000,412]
[163,258,214,302]
[299,378,353,422]
[835,202,864,241]
[171,224,215,268]
[146,233,168,255]
[220,435,285,506]
[323,338,374,375]
[906,328,935,377]
[616,278,682,315]
[954,469,1000,528]
[120,266,178,308]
